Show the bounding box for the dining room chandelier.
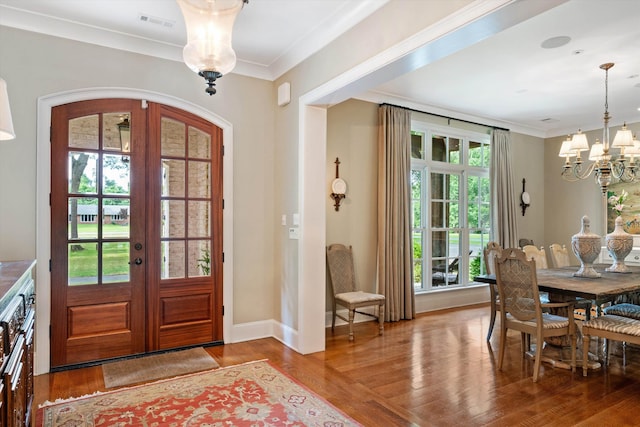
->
[559,62,639,194]
[177,0,248,96]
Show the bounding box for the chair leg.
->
[498,324,507,371]
[348,309,355,341]
[331,301,336,331]
[583,334,590,377]
[570,331,577,373]
[604,338,610,366]
[378,303,384,335]
[532,330,543,382]
[520,332,527,355]
[487,299,497,341]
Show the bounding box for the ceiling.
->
[1,0,639,138]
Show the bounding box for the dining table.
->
[475,264,640,302]
[474,264,640,370]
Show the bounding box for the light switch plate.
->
[288,227,300,239]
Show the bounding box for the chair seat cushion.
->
[603,303,640,320]
[583,314,640,336]
[506,312,569,329]
[336,291,385,304]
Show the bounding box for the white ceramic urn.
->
[571,215,602,278]
[605,216,633,273]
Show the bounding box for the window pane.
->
[188,126,211,159]
[449,138,461,164]
[161,240,185,279]
[68,242,98,285]
[188,201,210,238]
[431,173,445,200]
[69,152,98,194]
[69,115,99,149]
[103,154,130,195]
[431,201,444,228]
[161,118,185,157]
[188,161,211,198]
[189,240,211,277]
[413,260,422,289]
[69,197,98,239]
[161,200,185,238]
[432,135,461,164]
[411,170,422,228]
[448,202,459,227]
[467,176,479,228]
[411,132,423,159]
[448,175,459,199]
[480,204,490,229]
[469,254,482,281]
[103,199,130,239]
[162,160,185,197]
[103,112,130,152]
[102,242,130,283]
[469,140,482,167]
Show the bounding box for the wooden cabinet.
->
[0,260,36,427]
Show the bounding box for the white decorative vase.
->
[571,215,601,278]
[605,216,633,273]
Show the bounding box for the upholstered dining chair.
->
[523,245,549,269]
[495,247,577,382]
[549,243,571,268]
[518,238,534,248]
[326,244,385,341]
[483,241,502,341]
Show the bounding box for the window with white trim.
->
[411,122,491,292]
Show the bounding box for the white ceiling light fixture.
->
[177,0,248,96]
[560,63,637,194]
[0,78,15,140]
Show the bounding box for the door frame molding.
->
[35,88,234,375]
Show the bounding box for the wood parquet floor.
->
[34,304,640,426]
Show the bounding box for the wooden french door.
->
[50,99,223,368]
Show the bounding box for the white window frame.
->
[411,121,491,293]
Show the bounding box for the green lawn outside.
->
[68,222,130,280]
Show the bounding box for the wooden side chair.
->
[483,241,502,341]
[523,245,548,269]
[549,243,571,268]
[495,248,577,382]
[326,244,385,341]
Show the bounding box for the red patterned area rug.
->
[37,360,362,426]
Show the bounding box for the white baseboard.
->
[228,285,490,349]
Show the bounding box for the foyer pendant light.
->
[177,0,248,96]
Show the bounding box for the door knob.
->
[134,258,143,265]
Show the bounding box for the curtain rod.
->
[380,103,509,132]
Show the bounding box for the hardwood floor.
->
[34,304,640,426]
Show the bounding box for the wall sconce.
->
[0,77,15,140]
[330,157,347,211]
[520,178,530,216]
[177,0,248,96]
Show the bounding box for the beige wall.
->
[511,132,546,246]
[326,99,379,301]
[544,121,640,262]
[325,99,548,311]
[0,26,277,325]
